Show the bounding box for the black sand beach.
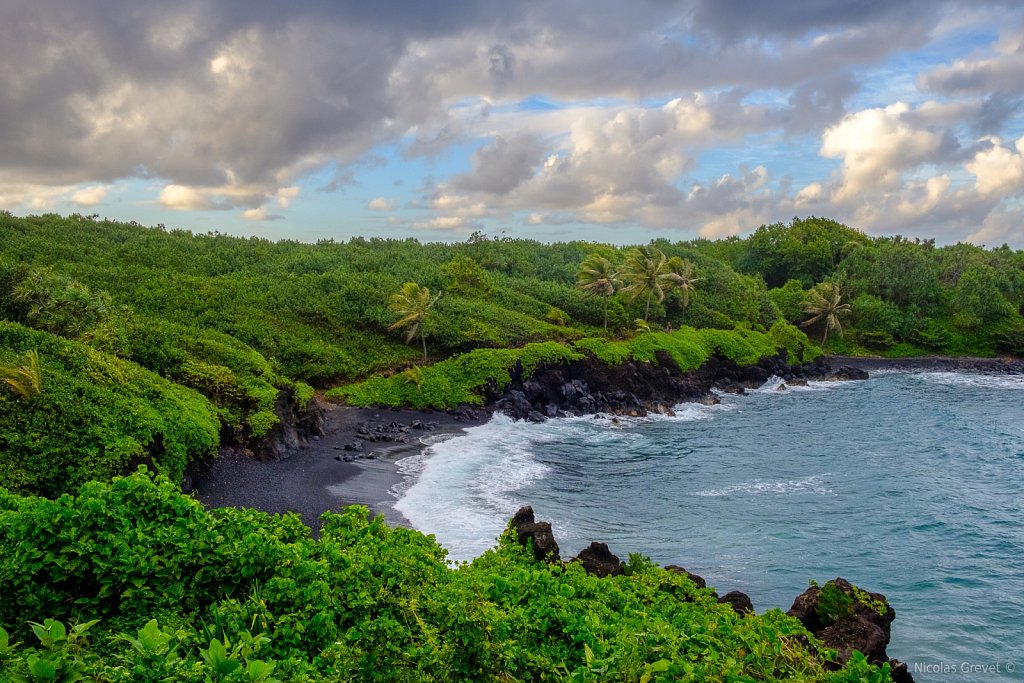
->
[195,403,489,533]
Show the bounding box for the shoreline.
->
[194,403,490,534]
[825,354,1024,374]
[196,354,1021,535]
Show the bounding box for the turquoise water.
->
[394,372,1024,681]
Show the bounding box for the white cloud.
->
[820,102,945,202]
[895,175,951,218]
[242,207,268,221]
[159,185,215,211]
[794,182,824,206]
[71,186,109,207]
[919,26,1024,95]
[965,136,1024,196]
[367,197,394,210]
[275,186,300,208]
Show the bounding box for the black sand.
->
[194,404,489,533]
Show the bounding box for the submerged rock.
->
[829,366,870,381]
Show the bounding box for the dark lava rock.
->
[254,388,326,460]
[664,565,709,590]
[787,578,897,667]
[527,410,547,423]
[830,366,869,381]
[573,542,624,577]
[490,348,865,421]
[889,659,915,683]
[510,506,560,562]
[718,590,754,615]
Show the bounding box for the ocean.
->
[393,371,1024,681]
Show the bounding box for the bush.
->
[0,323,219,496]
[0,471,888,682]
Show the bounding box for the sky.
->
[3,1,1024,247]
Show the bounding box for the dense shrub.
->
[0,323,219,496]
[0,472,893,682]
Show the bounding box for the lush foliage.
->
[330,342,585,408]
[0,322,220,497]
[336,325,819,410]
[0,471,892,682]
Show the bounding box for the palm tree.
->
[801,282,851,348]
[388,283,442,362]
[1,350,43,399]
[665,257,700,321]
[576,254,621,331]
[620,246,676,323]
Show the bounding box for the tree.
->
[801,282,851,348]
[388,283,442,362]
[621,246,677,323]
[1,350,43,399]
[576,254,621,331]
[665,256,700,321]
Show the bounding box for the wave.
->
[692,474,834,497]
[394,414,553,562]
[915,371,1024,391]
[753,375,845,394]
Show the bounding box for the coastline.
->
[825,354,1024,374]
[196,353,1022,535]
[194,403,490,533]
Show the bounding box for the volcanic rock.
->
[787,578,901,670]
[718,590,754,615]
[573,542,625,577]
[509,506,560,562]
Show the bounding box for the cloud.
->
[71,185,108,207]
[919,26,1024,95]
[1,0,1023,246]
[820,103,949,202]
[451,132,547,195]
[367,197,394,210]
[159,185,216,211]
[965,136,1024,195]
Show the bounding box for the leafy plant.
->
[621,246,675,323]
[1,349,43,399]
[801,282,852,348]
[576,254,621,332]
[388,282,442,362]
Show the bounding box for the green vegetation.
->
[330,341,584,408]
[5,211,1015,679]
[1,211,1019,500]
[801,283,852,349]
[332,325,819,410]
[387,282,442,362]
[0,322,219,497]
[0,471,891,682]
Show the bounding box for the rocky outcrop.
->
[254,386,326,460]
[787,578,913,680]
[665,565,708,590]
[573,542,624,577]
[507,512,908,679]
[718,590,754,615]
[510,506,560,562]
[491,351,867,421]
